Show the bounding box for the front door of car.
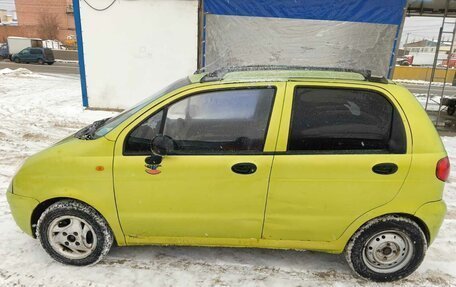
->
[262,83,412,242]
[18,48,32,61]
[113,83,285,241]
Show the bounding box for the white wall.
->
[80,0,199,109]
[409,52,447,65]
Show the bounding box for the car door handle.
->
[372,163,398,175]
[232,163,257,175]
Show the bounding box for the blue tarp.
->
[204,0,407,26]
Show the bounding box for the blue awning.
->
[204,0,407,25]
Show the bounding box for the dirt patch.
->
[446,209,456,219]
[22,133,49,141]
[402,270,456,286]
[53,121,84,130]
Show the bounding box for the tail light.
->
[436,156,450,182]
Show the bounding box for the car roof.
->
[189,66,395,86]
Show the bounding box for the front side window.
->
[125,88,276,155]
[288,87,406,154]
[20,48,30,55]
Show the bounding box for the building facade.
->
[0,0,74,43]
[403,39,456,65]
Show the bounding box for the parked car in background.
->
[396,55,414,66]
[441,97,456,115]
[0,43,8,59]
[7,66,448,282]
[11,47,55,65]
[442,53,456,68]
[6,36,42,59]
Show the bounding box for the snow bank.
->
[0,67,33,76]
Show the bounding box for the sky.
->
[0,0,15,12]
[402,17,446,46]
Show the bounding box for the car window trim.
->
[285,86,407,155]
[122,86,278,156]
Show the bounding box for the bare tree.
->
[38,13,59,40]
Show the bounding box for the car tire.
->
[47,62,54,65]
[345,215,427,282]
[447,106,456,115]
[38,59,44,65]
[36,200,113,266]
[14,57,20,63]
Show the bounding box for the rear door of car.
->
[30,48,42,62]
[262,82,412,242]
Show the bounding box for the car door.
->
[29,48,41,62]
[113,83,285,241]
[262,82,412,242]
[17,48,31,62]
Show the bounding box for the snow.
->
[0,68,456,286]
[394,79,454,87]
[414,94,442,112]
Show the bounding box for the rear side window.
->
[288,87,406,154]
[30,49,42,55]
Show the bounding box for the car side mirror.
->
[150,135,175,156]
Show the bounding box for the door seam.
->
[260,82,288,239]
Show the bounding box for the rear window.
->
[44,48,54,57]
[288,87,406,154]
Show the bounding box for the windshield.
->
[91,77,191,139]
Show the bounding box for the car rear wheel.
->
[345,215,427,282]
[36,200,113,266]
[38,59,44,65]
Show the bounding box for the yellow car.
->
[7,67,448,282]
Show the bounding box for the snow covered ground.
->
[394,79,454,87]
[0,69,456,286]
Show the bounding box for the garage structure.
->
[74,0,410,109]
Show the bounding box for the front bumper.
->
[414,200,447,245]
[6,190,39,237]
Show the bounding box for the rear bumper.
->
[414,200,447,245]
[6,191,39,237]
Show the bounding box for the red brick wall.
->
[0,26,31,43]
[1,0,76,42]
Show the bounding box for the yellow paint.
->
[393,66,456,83]
[7,75,447,253]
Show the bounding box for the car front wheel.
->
[36,200,113,266]
[14,57,20,63]
[345,215,427,282]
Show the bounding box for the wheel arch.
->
[30,197,118,246]
[397,213,430,244]
[344,213,430,250]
